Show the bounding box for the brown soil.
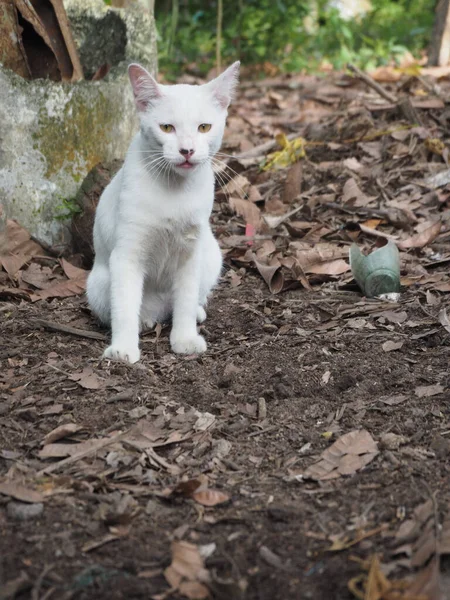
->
[1,272,450,599]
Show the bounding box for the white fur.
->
[87,61,240,363]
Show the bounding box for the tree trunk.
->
[429,0,450,66]
[0,0,31,78]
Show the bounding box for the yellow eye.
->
[160,124,174,133]
[198,123,211,133]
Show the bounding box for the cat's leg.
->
[170,251,206,355]
[140,290,171,331]
[197,228,223,320]
[103,250,144,364]
[196,306,207,323]
[86,262,111,325]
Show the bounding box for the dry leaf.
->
[223,174,250,198]
[0,220,43,276]
[283,162,302,204]
[252,255,284,294]
[263,134,306,171]
[415,384,444,398]
[192,489,230,507]
[304,430,378,481]
[382,340,404,352]
[69,367,104,390]
[342,178,375,207]
[438,309,450,334]
[33,278,86,300]
[60,258,88,283]
[0,481,44,503]
[164,541,210,600]
[43,423,83,445]
[229,197,262,228]
[398,221,442,250]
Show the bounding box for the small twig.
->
[31,564,54,600]
[248,425,277,438]
[357,223,400,243]
[257,397,267,420]
[37,431,127,476]
[347,63,398,104]
[34,319,106,341]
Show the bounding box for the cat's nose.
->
[179,148,195,157]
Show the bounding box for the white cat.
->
[87,61,240,364]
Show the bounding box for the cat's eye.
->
[198,123,212,133]
[160,124,175,133]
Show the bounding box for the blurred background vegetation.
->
[154,0,435,78]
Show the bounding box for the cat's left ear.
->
[206,61,240,109]
[128,63,162,112]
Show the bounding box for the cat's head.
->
[128,62,240,176]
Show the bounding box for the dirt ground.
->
[1,274,450,599]
[2,65,450,599]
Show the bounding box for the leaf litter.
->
[2,64,450,599]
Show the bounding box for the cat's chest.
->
[142,219,200,264]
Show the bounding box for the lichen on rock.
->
[0,0,157,247]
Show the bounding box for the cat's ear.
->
[128,63,162,112]
[206,61,240,109]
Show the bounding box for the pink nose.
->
[179,148,194,157]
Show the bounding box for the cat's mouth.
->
[176,160,195,170]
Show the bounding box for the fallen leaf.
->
[0,481,44,503]
[60,258,88,283]
[222,174,250,198]
[438,308,450,334]
[0,220,43,276]
[398,221,442,250]
[33,278,86,300]
[342,178,375,207]
[406,556,442,600]
[164,541,210,600]
[304,430,378,481]
[283,162,302,204]
[192,489,230,507]
[252,255,284,294]
[43,423,83,445]
[21,263,55,290]
[382,340,404,352]
[263,134,306,171]
[229,197,262,229]
[378,394,407,406]
[415,384,444,398]
[69,367,104,390]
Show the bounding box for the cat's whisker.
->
[143,159,167,174]
[148,158,169,180]
[210,157,248,198]
[214,151,248,160]
[212,157,246,181]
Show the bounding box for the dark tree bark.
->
[429,0,450,66]
[0,0,31,78]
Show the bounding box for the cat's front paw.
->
[170,332,207,355]
[103,344,140,364]
[196,306,207,323]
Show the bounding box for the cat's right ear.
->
[128,63,162,112]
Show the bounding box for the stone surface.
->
[0,0,156,247]
[7,501,44,521]
[64,0,157,78]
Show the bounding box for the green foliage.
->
[155,0,435,77]
[55,197,82,222]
